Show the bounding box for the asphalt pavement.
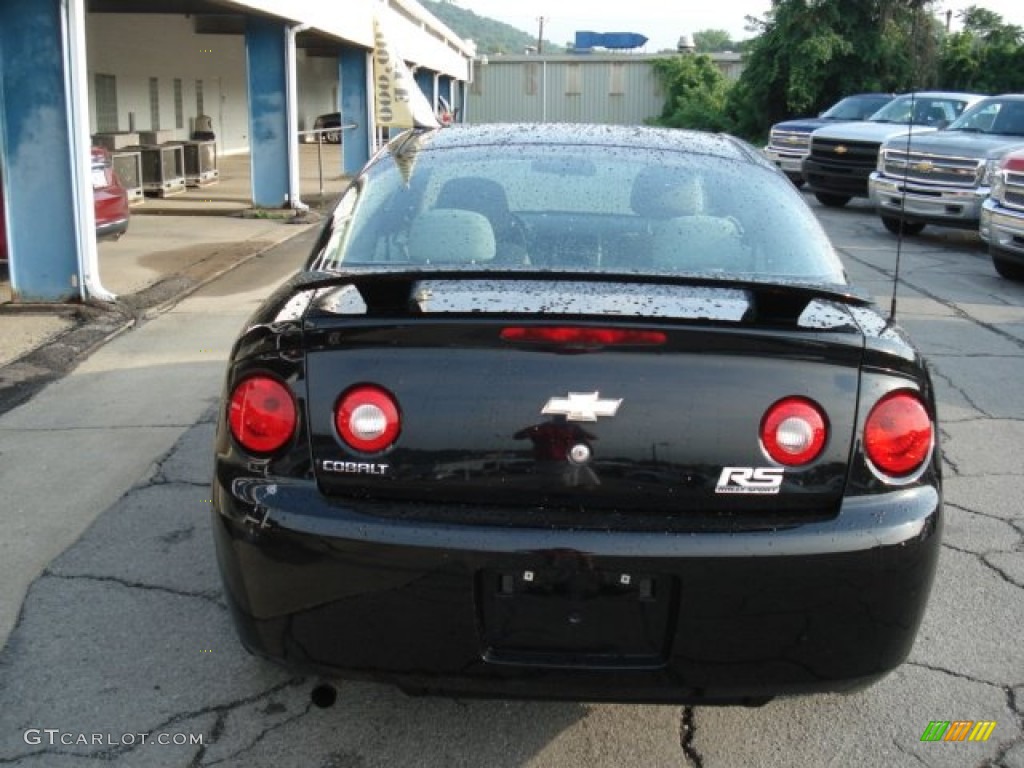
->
[0,194,1021,768]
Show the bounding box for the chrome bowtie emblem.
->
[542,392,623,422]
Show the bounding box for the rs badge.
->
[716,467,784,494]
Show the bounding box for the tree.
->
[693,29,736,53]
[939,6,1024,93]
[648,55,732,133]
[725,0,939,141]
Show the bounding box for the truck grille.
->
[1001,170,1024,212]
[768,129,810,153]
[809,138,879,169]
[882,150,980,188]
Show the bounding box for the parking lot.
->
[0,195,1021,767]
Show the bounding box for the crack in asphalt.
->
[907,660,1015,695]
[981,555,1024,590]
[148,477,212,489]
[941,543,1024,592]
[0,677,308,764]
[891,738,931,768]
[929,365,994,418]
[0,424,195,434]
[904,663,1024,760]
[679,707,704,768]
[199,697,315,766]
[946,502,1024,539]
[41,570,224,607]
[839,246,1024,353]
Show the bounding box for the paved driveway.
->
[0,197,1021,767]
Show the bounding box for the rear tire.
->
[881,216,926,236]
[992,250,1024,281]
[814,192,851,208]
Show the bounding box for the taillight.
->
[761,397,828,466]
[864,390,933,478]
[1002,153,1024,173]
[228,375,297,454]
[501,327,666,346]
[335,385,401,453]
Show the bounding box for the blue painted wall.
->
[415,69,435,110]
[339,47,370,176]
[245,17,290,208]
[0,0,81,302]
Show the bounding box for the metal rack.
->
[135,143,186,197]
[110,149,145,205]
[180,140,219,187]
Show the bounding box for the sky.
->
[450,0,1024,52]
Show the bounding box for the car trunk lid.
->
[302,275,867,523]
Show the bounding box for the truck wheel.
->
[785,173,805,189]
[992,251,1024,281]
[881,216,926,236]
[814,193,850,208]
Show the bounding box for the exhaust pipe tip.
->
[311,682,338,709]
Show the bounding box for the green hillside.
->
[421,0,563,54]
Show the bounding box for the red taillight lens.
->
[228,376,297,454]
[761,397,828,466]
[335,385,401,453]
[501,327,666,346]
[864,390,933,478]
[1002,154,1024,173]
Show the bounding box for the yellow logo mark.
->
[834,145,848,155]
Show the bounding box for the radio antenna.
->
[890,1,926,321]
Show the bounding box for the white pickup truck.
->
[802,91,983,209]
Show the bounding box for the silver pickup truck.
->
[981,149,1024,280]
[869,94,1024,235]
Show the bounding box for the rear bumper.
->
[213,479,941,703]
[869,173,987,228]
[96,216,129,241]
[981,198,1024,257]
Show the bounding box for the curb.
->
[0,219,318,417]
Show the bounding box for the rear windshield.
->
[309,139,846,285]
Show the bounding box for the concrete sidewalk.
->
[0,144,347,413]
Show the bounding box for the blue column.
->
[439,76,454,114]
[415,69,435,112]
[245,17,289,208]
[339,46,370,176]
[0,0,80,302]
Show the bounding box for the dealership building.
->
[0,0,472,302]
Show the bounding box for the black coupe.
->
[212,123,941,705]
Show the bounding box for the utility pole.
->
[537,16,547,54]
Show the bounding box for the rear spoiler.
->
[297,269,873,326]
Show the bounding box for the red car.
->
[0,148,128,264]
[91,146,130,241]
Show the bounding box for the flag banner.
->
[373,16,440,130]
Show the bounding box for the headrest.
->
[435,176,511,225]
[407,209,496,264]
[630,167,705,218]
